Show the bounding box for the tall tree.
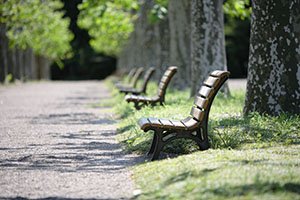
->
[117,0,169,81]
[190,0,228,97]
[168,0,191,89]
[0,23,9,82]
[0,0,73,82]
[244,0,300,116]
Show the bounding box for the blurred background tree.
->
[51,0,117,80]
[0,0,73,82]
[1,0,251,82]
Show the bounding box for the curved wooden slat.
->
[194,96,209,110]
[148,117,162,127]
[132,68,144,88]
[127,68,137,82]
[204,76,220,88]
[138,117,150,130]
[181,117,199,130]
[210,70,230,78]
[159,118,174,128]
[169,120,186,130]
[199,86,214,99]
[190,107,204,121]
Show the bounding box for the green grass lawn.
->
[103,79,300,200]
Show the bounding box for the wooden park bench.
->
[117,67,144,89]
[137,70,230,161]
[125,66,178,110]
[119,67,155,95]
[115,68,136,87]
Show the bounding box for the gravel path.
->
[0,81,144,200]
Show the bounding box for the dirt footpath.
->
[0,81,144,200]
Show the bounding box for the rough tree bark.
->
[152,17,169,81]
[168,0,191,89]
[14,47,25,81]
[0,23,9,82]
[1,24,37,82]
[24,48,35,80]
[117,0,169,82]
[244,0,300,116]
[190,0,228,97]
[117,0,154,71]
[35,55,51,80]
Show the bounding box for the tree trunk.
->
[168,0,191,89]
[117,1,153,72]
[24,48,35,80]
[244,0,300,116]
[10,48,17,82]
[190,0,228,97]
[152,17,170,81]
[0,23,9,82]
[15,47,25,81]
[35,55,51,80]
[137,0,157,70]
[117,0,169,82]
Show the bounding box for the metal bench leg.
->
[134,102,141,110]
[197,126,210,150]
[150,130,164,161]
[147,130,157,155]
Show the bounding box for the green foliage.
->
[76,0,251,55]
[77,0,139,55]
[223,0,251,20]
[148,0,168,23]
[0,0,74,61]
[149,0,251,23]
[4,73,13,83]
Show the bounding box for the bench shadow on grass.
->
[209,115,299,146]
[205,182,300,198]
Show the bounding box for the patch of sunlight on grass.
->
[134,145,300,200]
[104,78,300,200]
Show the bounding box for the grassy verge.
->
[103,78,300,200]
[134,145,300,200]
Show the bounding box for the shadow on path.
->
[0,129,146,173]
[30,113,115,125]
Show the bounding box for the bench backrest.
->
[141,67,156,93]
[189,70,230,122]
[157,66,178,99]
[127,68,136,83]
[132,67,144,88]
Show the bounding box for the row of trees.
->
[78,0,250,92]
[1,0,299,116]
[79,0,300,116]
[0,0,73,82]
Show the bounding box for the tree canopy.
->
[77,0,251,56]
[0,0,73,65]
[77,0,139,55]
